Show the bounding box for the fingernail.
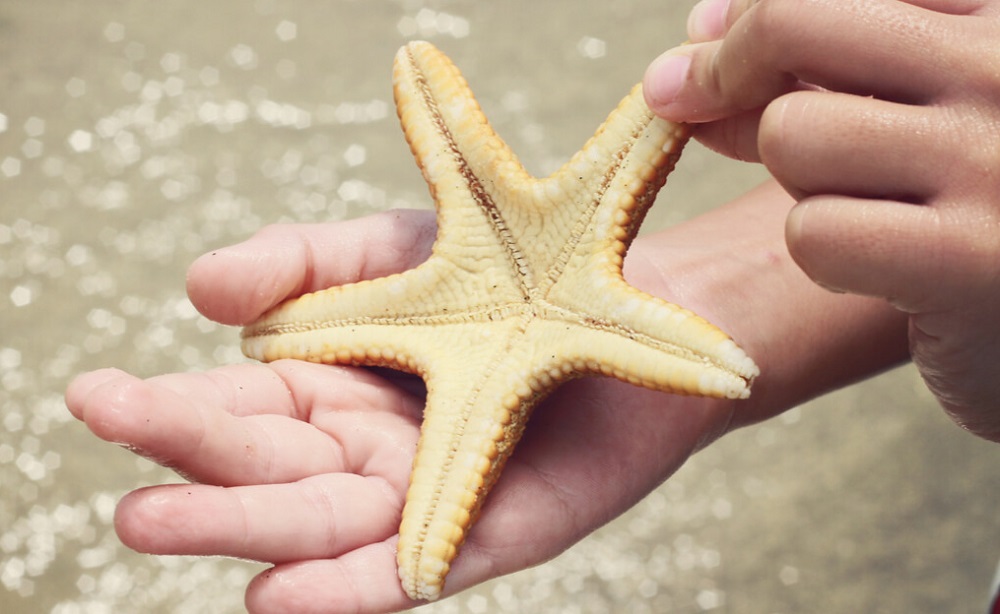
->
[688,0,730,42]
[643,52,692,112]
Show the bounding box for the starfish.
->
[241,40,758,602]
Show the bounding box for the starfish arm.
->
[394,41,541,296]
[395,316,549,602]
[523,86,691,280]
[240,258,524,368]
[239,287,444,374]
[534,109,757,396]
[536,306,757,399]
[394,41,531,195]
[545,258,757,398]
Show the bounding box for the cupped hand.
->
[644,0,1000,440]
[66,209,744,613]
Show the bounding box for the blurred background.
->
[1,1,997,612]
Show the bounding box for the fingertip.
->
[186,246,244,325]
[66,369,157,445]
[643,50,693,119]
[783,199,830,287]
[187,229,305,326]
[784,198,807,248]
[644,42,738,124]
[185,248,224,312]
[757,93,793,170]
[246,560,400,614]
[114,486,162,553]
[83,372,163,445]
[187,212,438,327]
[784,196,940,301]
[246,565,306,614]
[115,485,209,554]
[246,543,412,614]
[65,367,129,420]
[783,199,844,293]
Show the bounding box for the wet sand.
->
[1,2,997,612]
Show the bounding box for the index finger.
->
[644,0,974,124]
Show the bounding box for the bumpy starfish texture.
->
[241,41,758,602]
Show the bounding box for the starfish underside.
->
[241,41,759,602]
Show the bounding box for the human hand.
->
[643,0,1000,440]
[66,210,748,613]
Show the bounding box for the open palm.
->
[67,209,741,613]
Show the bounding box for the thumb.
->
[186,209,436,325]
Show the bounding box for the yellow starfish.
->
[241,41,758,602]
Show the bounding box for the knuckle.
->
[742,0,798,45]
[716,0,804,108]
[937,104,1000,201]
